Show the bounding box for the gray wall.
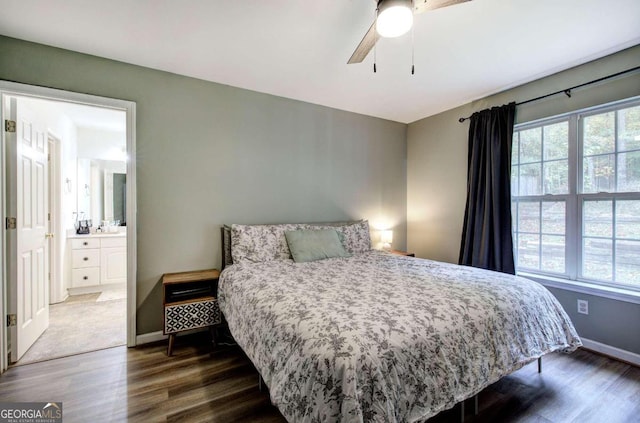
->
[0,36,407,334]
[546,287,640,354]
[407,44,640,354]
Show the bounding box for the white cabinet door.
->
[100,247,126,284]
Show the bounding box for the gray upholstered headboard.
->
[220,220,363,270]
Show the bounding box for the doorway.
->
[0,82,137,372]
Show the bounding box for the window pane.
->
[584,200,612,238]
[512,132,520,165]
[542,235,565,273]
[583,238,613,281]
[511,201,517,225]
[511,166,518,196]
[520,127,541,163]
[617,105,640,152]
[518,202,540,233]
[544,122,568,160]
[511,201,518,259]
[519,163,542,195]
[617,151,640,192]
[616,240,640,286]
[543,160,568,194]
[518,234,539,269]
[542,201,565,234]
[584,111,615,156]
[616,200,640,239]
[583,154,615,193]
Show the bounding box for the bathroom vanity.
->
[67,232,126,293]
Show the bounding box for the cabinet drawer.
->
[71,238,100,249]
[101,237,126,248]
[72,249,100,268]
[71,267,100,287]
[164,299,221,334]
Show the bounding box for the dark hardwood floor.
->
[1,334,639,422]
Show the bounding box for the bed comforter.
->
[218,251,581,423]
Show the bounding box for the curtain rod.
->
[458,65,640,123]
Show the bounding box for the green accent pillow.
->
[285,229,351,263]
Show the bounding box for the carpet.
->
[97,288,127,302]
[16,295,126,366]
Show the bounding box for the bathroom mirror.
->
[76,159,126,225]
[105,171,126,224]
[74,126,126,227]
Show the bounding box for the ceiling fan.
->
[347,0,471,65]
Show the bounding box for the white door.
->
[6,97,50,362]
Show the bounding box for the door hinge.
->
[6,314,17,327]
[5,217,16,230]
[4,119,16,133]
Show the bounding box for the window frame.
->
[512,95,640,292]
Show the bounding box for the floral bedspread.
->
[218,251,581,423]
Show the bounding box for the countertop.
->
[67,230,126,239]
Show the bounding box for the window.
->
[511,97,640,290]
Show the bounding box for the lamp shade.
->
[376,0,414,38]
[381,230,393,245]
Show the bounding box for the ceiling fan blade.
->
[347,21,379,64]
[348,0,470,64]
[413,0,471,14]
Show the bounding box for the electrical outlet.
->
[577,299,589,315]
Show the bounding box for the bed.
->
[218,221,581,423]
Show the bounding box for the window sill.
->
[518,272,640,305]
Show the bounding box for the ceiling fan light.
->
[376,1,414,38]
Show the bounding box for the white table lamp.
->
[381,230,393,251]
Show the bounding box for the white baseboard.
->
[136,331,167,345]
[68,283,124,296]
[49,293,69,305]
[581,337,640,367]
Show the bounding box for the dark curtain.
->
[459,102,516,274]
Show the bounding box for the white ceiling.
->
[21,96,126,159]
[0,0,638,124]
[56,102,126,133]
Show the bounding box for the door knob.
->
[45,233,54,239]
